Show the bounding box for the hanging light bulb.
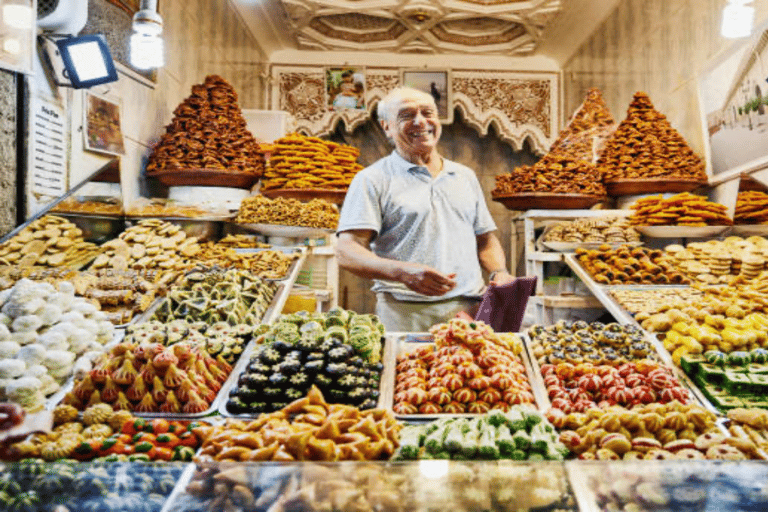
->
[722,0,755,39]
[130,0,164,69]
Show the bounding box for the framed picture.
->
[326,67,366,111]
[401,69,452,123]
[698,20,768,181]
[84,92,125,156]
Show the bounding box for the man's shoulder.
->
[355,154,396,181]
[443,158,480,180]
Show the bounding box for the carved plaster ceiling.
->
[278,0,562,55]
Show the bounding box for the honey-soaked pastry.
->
[235,194,339,229]
[735,190,768,224]
[262,133,362,191]
[543,216,640,244]
[146,75,264,177]
[628,193,732,227]
[493,88,614,198]
[575,244,689,285]
[597,92,707,182]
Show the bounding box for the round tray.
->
[605,178,706,197]
[541,240,643,252]
[54,213,125,243]
[634,225,730,238]
[730,224,768,236]
[235,222,334,238]
[148,169,260,189]
[492,193,607,211]
[260,188,347,205]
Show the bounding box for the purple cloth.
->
[474,276,537,333]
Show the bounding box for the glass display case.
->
[3,460,768,511]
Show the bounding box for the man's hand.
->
[397,263,456,296]
[490,270,515,286]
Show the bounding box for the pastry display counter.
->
[1,459,767,511]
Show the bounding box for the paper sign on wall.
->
[31,98,67,197]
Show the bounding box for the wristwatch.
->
[489,269,507,281]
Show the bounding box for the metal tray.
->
[53,213,125,244]
[235,222,334,239]
[217,337,388,419]
[385,332,547,419]
[125,216,230,242]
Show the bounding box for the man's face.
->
[382,90,441,157]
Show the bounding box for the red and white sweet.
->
[427,386,452,405]
[418,402,442,414]
[578,374,602,392]
[467,401,491,414]
[405,387,428,406]
[453,387,477,404]
[441,373,464,392]
[478,387,502,404]
[467,375,492,391]
[443,401,466,413]
[456,362,483,380]
[490,372,515,390]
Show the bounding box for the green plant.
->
[739,106,743,115]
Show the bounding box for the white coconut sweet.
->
[0,359,26,378]
[16,344,46,367]
[0,323,9,341]
[72,356,93,381]
[38,373,59,395]
[0,341,20,359]
[37,304,63,326]
[23,364,48,379]
[9,331,37,346]
[37,331,68,351]
[59,311,85,327]
[46,292,72,311]
[72,301,98,317]
[11,314,43,333]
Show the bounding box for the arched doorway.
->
[756,85,765,115]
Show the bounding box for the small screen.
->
[66,41,109,82]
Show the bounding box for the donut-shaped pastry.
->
[427,386,452,405]
[675,448,705,460]
[645,449,675,460]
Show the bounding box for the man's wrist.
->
[489,269,508,281]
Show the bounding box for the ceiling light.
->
[3,3,33,30]
[722,0,754,39]
[130,0,164,69]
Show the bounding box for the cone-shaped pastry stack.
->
[597,92,706,182]
[549,87,616,162]
[492,88,615,198]
[146,75,264,178]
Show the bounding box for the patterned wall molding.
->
[270,64,558,154]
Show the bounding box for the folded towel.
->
[474,276,537,333]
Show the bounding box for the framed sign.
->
[699,21,768,181]
[401,69,452,123]
[83,92,125,156]
[326,67,366,111]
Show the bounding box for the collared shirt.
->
[337,150,497,301]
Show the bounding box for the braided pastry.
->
[52,404,79,426]
[82,403,112,426]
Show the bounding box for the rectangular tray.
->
[384,332,548,420]
[217,336,389,419]
[232,246,306,282]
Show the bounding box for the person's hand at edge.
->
[397,263,456,296]
[489,270,515,287]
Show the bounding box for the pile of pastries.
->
[575,244,689,285]
[665,237,768,284]
[610,288,703,316]
[596,92,707,182]
[735,190,768,224]
[195,386,400,462]
[235,195,339,229]
[192,243,299,279]
[88,219,200,272]
[542,216,640,244]
[492,88,613,198]
[145,75,264,178]
[552,402,753,460]
[528,321,654,367]
[261,133,362,191]
[0,215,101,269]
[628,193,732,226]
[548,88,616,163]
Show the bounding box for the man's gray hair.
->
[376,86,435,124]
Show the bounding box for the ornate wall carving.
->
[271,65,558,154]
[0,70,16,236]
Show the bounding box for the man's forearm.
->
[335,236,404,282]
[477,232,508,274]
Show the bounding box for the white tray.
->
[730,224,768,236]
[541,240,643,252]
[235,223,334,238]
[635,225,730,238]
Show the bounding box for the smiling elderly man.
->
[335,86,514,332]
